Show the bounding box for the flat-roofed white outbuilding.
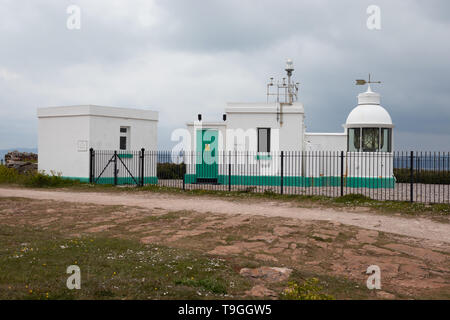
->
[37,105,158,182]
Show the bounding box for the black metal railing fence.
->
[89,149,450,204]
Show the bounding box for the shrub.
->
[280,278,334,300]
[0,165,22,184]
[157,163,186,179]
[0,165,80,188]
[394,168,450,184]
[23,172,79,188]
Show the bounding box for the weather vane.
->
[355,74,381,86]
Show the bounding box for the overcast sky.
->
[0,0,449,150]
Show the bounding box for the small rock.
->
[249,234,277,243]
[245,285,277,298]
[140,236,159,244]
[255,254,278,262]
[273,227,295,237]
[240,266,293,283]
[208,245,242,255]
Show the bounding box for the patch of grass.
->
[225,234,245,243]
[0,165,80,188]
[310,236,333,243]
[285,270,376,300]
[280,278,334,300]
[143,211,191,222]
[0,225,250,300]
[175,277,228,294]
[23,172,80,188]
[334,194,374,204]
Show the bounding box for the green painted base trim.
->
[118,153,133,159]
[185,174,396,189]
[255,155,272,160]
[184,174,197,184]
[63,176,158,185]
[62,177,90,183]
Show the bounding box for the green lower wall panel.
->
[184,174,197,184]
[63,176,158,185]
[62,177,90,183]
[184,174,395,189]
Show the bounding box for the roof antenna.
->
[266,59,299,104]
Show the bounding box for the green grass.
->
[280,278,334,300]
[0,165,80,188]
[0,225,251,300]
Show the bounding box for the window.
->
[348,128,361,152]
[380,128,392,152]
[362,128,379,152]
[120,127,130,150]
[348,127,392,152]
[257,128,270,152]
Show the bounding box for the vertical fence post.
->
[182,151,186,191]
[228,151,231,192]
[280,151,284,195]
[89,148,94,184]
[340,151,344,197]
[140,148,145,187]
[114,150,118,186]
[410,151,414,203]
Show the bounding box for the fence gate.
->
[90,149,144,186]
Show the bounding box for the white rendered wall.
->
[89,116,158,150]
[38,115,90,179]
[305,133,347,151]
[225,103,305,152]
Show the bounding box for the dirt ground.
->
[0,187,448,242]
[0,187,449,299]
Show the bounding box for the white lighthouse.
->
[345,84,394,153]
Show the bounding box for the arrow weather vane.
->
[356,74,381,86]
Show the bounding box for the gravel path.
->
[158,180,450,204]
[0,187,449,244]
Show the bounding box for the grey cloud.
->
[0,0,449,150]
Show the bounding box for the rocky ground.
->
[0,188,449,299]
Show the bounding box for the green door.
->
[196,129,218,180]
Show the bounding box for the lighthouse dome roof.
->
[345,85,393,128]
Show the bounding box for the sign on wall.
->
[77,140,88,152]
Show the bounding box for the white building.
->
[185,60,395,188]
[37,105,158,183]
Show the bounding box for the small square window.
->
[120,127,127,133]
